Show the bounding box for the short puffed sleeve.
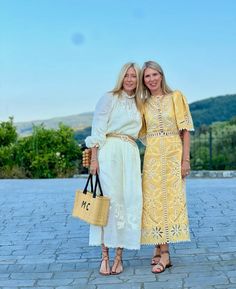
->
[173,90,194,131]
[85,93,114,148]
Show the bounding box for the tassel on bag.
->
[82,148,92,168]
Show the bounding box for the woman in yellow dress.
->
[140,61,194,274]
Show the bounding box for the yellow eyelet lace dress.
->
[140,90,194,245]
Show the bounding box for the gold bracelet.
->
[183,158,190,162]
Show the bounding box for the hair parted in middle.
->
[109,62,143,112]
[140,60,173,101]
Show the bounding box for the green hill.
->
[74,126,91,144]
[15,112,93,136]
[15,94,236,139]
[74,94,236,144]
[190,94,236,128]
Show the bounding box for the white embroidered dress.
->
[85,91,142,249]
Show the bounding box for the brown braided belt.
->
[106,133,137,146]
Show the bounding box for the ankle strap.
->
[116,247,123,251]
[102,246,109,253]
[116,247,123,257]
[161,250,170,255]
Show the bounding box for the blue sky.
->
[0,0,235,122]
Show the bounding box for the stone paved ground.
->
[0,178,236,289]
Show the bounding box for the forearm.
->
[89,146,99,175]
[91,146,98,162]
[182,130,190,161]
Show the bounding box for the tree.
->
[16,123,82,178]
[0,117,17,147]
[0,118,23,178]
[191,119,236,170]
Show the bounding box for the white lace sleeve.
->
[85,93,114,148]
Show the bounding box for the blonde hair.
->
[110,62,143,112]
[140,61,172,101]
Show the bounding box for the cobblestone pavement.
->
[0,178,236,289]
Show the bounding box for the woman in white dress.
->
[85,63,143,275]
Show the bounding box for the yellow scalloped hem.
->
[141,238,191,246]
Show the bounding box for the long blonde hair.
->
[110,62,143,112]
[140,61,172,101]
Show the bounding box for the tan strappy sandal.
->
[151,244,161,265]
[151,250,172,274]
[111,247,123,275]
[99,246,110,275]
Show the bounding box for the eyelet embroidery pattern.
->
[141,91,193,245]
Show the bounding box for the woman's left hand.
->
[181,160,191,178]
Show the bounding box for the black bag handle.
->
[83,174,93,194]
[93,173,104,198]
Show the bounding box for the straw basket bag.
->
[72,174,110,226]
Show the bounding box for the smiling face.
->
[143,67,163,95]
[122,67,137,95]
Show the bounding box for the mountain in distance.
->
[190,94,236,128]
[16,112,93,136]
[15,93,236,137]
